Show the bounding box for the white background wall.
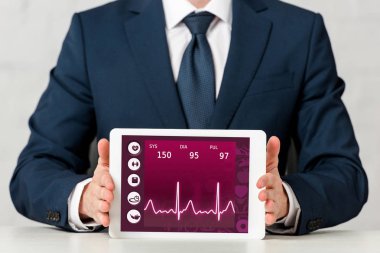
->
[0,0,379,229]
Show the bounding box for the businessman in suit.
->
[10,0,368,235]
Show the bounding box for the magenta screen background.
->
[121,136,250,233]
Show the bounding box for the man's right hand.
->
[79,138,114,227]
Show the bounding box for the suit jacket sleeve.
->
[9,14,96,231]
[282,14,368,235]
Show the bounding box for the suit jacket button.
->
[307,220,317,231]
[315,218,323,228]
[55,212,61,222]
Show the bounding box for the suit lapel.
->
[123,0,187,128]
[123,0,272,129]
[209,0,273,129]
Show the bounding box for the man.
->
[10,0,368,235]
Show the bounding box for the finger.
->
[265,200,276,213]
[96,186,114,203]
[266,136,280,172]
[258,189,276,202]
[97,199,111,213]
[92,211,102,225]
[95,212,110,227]
[266,213,277,226]
[98,138,110,167]
[99,172,114,191]
[257,173,275,189]
[258,189,266,201]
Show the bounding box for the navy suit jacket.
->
[10,0,368,235]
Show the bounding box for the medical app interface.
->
[121,135,250,233]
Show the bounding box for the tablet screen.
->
[121,135,250,233]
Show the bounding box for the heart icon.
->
[235,185,248,198]
[132,145,139,151]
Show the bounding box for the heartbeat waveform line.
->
[144,182,235,221]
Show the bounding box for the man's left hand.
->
[257,136,289,225]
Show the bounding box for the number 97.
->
[219,152,229,160]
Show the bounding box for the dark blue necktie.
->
[177,12,216,129]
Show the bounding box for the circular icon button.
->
[127,192,141,206]
[127,209,141,224]
[128,158,141,171]
[128,141,141,155]
[128,174,140,187]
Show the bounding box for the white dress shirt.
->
[68,0,301,233]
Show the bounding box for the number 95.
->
[189,152,199,159]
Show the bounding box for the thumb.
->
[98,138,110,167]
[266,136,280,173]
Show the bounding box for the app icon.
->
[127,209,141,224]
[127,192,141,206]
[128,141,141,155]
[128,174,140,187]
[128,158,141,171]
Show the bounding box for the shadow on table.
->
[265,229,356,240]
[41,226,365,253]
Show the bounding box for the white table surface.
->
[0,226,379,253]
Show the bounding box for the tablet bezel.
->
[109,128,266,239]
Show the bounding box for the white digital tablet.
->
[109,129,266,239]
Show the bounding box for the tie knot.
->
[183,12,215,35]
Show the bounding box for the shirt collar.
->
[162,0,232,30]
